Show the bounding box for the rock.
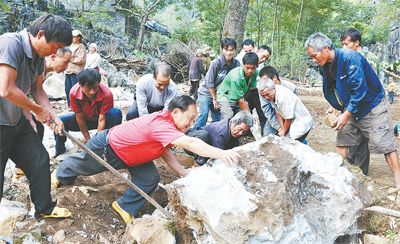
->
[363,234,389,244]
[43,72,66,99]
[166,136,375,244]
[53,230,66,243]
[0,199,27,235]
[121,215,176,244]
[108,72,131,87]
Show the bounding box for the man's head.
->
[241,39,255,53]
[72,29,83,44]
[230,111,253,138]
[221,38,237,62]
[340,28,361,51]
[305,32,334,67]
[257,77,276,102]
[242,52,259,78]
[168,95,197,133]
[153,63,172,91]
[78,69,101,99]
[27,14,73,57]
[47,47,72,73]
[259,66,280,84]
[257,45,272,63]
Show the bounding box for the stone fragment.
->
[0,199,27,235]
[363,234,389,244]
[53,230,66,243]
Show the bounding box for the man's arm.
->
[345,56,368,115]
[205,60,220,109]
[172,135,240,166]
[136,81,149,116]
[208,87,219,110]
[97,113,106,132]
[260,96,280,130]
[161,149,188,177]
[71,45,87,65]
[76,112,90,140]
[280,117,292,136]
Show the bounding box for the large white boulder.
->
[167,136,375,244]
[43,72,65,99]
[0,199,27,235]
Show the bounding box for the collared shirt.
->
[70,83,114,121]
[320,48,385,120]
[135,74,178,117]
[202,118,239,149]
[217,66,259,103]
[107,110,184,166]
[65,43,86,74]
[272,85,313,139]
[0,29,45,126]
[197,55,240,98]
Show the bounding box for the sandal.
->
[14,168,25,179]
[111,201,134,224]
[41,206,72,218]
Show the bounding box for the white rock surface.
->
[0,199,27,235]
[53,229,66,243]
[167,136,374,244]
[43,72,66,99]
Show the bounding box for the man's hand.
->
[49,116,64,135]
[23,109,37,132]
[217,149,240,167]
[334,111,352,130]
[278,128,285,137]
[212,99,220,110]
[238,99,249,111]
[34,106,52,124]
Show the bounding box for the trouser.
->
[54,108,122,157]
[193,94,221,129]
[56,130,160,217]
[389,91,395,104]
[185,128,211,165]
[65,73,78,107]
[245,89,267,135]
[31,114,44,141]
[189,79,200,100]
[347,136,370,176]
[0,117,55,217]
[126,100,163,121]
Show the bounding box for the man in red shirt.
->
[54,68,122,157]
[51,95,240,224]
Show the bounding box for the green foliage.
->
[386,229,396,239]
[0,1,11,13]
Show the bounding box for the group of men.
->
[1,13,400,226]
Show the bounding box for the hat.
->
[72,30,82,37]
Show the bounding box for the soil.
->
[4,93,400,243]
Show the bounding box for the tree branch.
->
[114,5,140,17]
[364,206,400,218]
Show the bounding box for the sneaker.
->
[111,201,134,224]
[51,170,60,189]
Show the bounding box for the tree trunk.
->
[222,0,250,48]
[290,0,305,77]
[272,0,279,56]
[136,14,148,50]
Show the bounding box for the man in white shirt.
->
[258,78,313,142]
[126,63,178,120]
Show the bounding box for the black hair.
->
[221,37,237,50]
[242,39,255,48]
[27,14,72,46]
[340,28,361,44]
[78,68,101,87]
[242,52,259,66]
[153,63,172,78]
[259,66,280,81]
[167,95,196,112]
[259,45,272,55]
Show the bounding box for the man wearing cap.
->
[65,29,86,107]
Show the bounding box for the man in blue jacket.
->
[305,32,400,187]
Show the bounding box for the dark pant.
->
[56,130,160,217]
[65,73,78,107]
[31,114,44,141]
[185,128,211,165]
[54,108,122,157]
[126,100,163,121]
[347,136,370,176]
[245,89,267,135]
[189,79,200,100]
[0,117,55,217]
[389,91,395,104]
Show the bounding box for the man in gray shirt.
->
[0,14,72,219]
[126,63,178,120]
[194,38,240,129]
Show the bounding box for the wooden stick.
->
[364,206,400,218]
[62,129,174,220]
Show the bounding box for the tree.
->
[222,0,250,48]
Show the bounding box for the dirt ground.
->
[5,93,400,243]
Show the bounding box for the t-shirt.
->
[70,83,113,121]
[107,110,184,166]
[272,85,313,139]
[0,29,45,126]
[135,74,178,116]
